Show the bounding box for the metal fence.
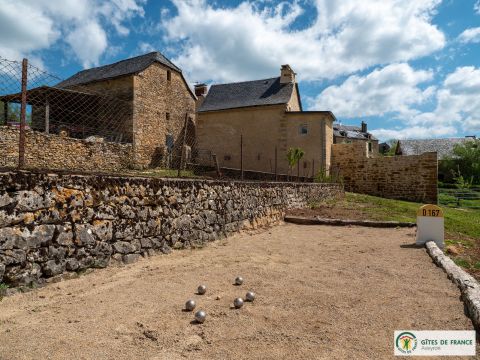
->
[0,56,336,183]
[438,187,480,209]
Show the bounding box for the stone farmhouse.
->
[196,65,335,176]
[333,121,379,155]
[56,52,197,168]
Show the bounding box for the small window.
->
[224,155,231,161]
[299,124,308,135]
[257,153,261,161]
[368,142,372,152]
[167,70,171,81]
[166,112,170,121]
[303,161,308,169]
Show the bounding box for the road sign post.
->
[416,204,444,248]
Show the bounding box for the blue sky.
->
[1,0,479,140]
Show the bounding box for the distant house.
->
[395,137,476,159]
[196,65,336,176]
[333,122,379,154]
[20,52,197,168]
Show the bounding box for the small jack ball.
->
[235,276,244,285]
[195,310,206,323]
[197,285,207,295]
[245,291,255,302]
[234,297,244,309]
[185,299,196,311]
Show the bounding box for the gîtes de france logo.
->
[394,330,476,356]
[396,332,418,354]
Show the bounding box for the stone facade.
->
[133,63,196,168]
[0,170,343,287]
[197,106,334,176]
[331,142,438,203]
[0,127,133,172]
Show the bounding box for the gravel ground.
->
[0,224,477,359]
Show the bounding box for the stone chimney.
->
[361,121,367,133]
[280,64,295,84]
[195,83,208,97]
[194,83,208,111]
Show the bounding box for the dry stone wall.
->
[0,127,133,172]
[331,142,437,203]
[0,170,343,287]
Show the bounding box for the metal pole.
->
[297,160,300,182]
[240,134,244,180]
[3,101,7,125]
[178,113,189,177]
[18,58,28,169]
[45,96,50,134]
[274,146,278,181]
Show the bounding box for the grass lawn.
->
[302,192,480,276]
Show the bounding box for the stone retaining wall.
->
[0,127,133,172]
[0,170,343,286]
[331,142,438,203]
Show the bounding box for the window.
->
[224,155,231,161]
[299,124,308,135]
[166,112,170,121]
[257,153,261,161]
[167,70,171,81]
[368,142,372,152]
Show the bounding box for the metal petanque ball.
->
[197,284,207,295]
[245,291,256,302]
[235,276,244,285]
[234,297,244,309]
[185,299,196,311]
[194,310,207,324]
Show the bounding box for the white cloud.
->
[371,66,480,139]
[475,1,480,14]
[66,22,108,68]
[0,0,145,68]
[163,0,445,83]
[458,27,480,44]
[371,125,457,140]
[311,63,435,118]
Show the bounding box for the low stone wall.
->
[0,170,343,286]
[331,142,437,203]
[0,127,133,172]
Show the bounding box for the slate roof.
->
[397,138,473,159]
[333,123,377,141]
[58,51,184,88]
[198,77,299,112]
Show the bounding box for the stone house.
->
[196,65,335,177]
[333,121,379,154]
[48,52,196,168]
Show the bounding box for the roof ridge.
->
[210,77,279,87]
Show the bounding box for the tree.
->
[286,147,305,180]
[452,139,480,185]
[384,139,398,156]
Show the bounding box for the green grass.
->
[343,193,480,240]
[0,283,8,290]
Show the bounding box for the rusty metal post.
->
[2,101,7,125]
[274,146,278,181]
[297,160,300,182]
[178,113,189,177]
[18,58,28,169]
[240,134,244,180]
